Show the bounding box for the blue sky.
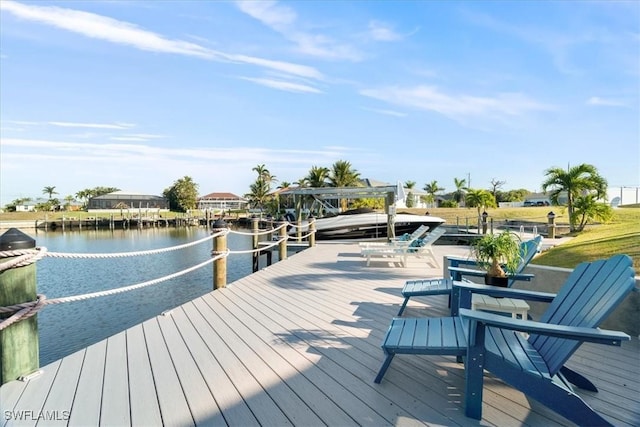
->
[1,0,638,205]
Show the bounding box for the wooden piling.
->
[0,229,39,385]
[308,217,316,247]
[252,217,260,273]
[212,220,227,289]
[279,220,288,261]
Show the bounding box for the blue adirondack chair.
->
[397,235,542,316]
[375,254,635,426]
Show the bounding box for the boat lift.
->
[278,184,403,238]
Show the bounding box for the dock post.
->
[266,218,273,266]
[213,219,227,289]
[252,216,260,272]
[308,216,316,247]
[0,228,39,385]
[279,219,288,261]
[547,211,556,239]
[296,217,302,242]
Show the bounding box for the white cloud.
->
[109,137,149,142]
[360,85,554,122]
[0,138,341,164]
[239,77,322,93]
[230,54,323,80]
[367,21,403,42]
[1,1,215,58]
[235,0,362,61]
[587,96,627,107]
[236,0,296,29]
[361,107,407,117]
[1,0,323,81]
[48,121,135,129]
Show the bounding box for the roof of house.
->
[198,192,246,201]
[91,191,165,201]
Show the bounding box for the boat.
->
[287,209,445,241]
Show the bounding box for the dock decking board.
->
[1,243,638,426]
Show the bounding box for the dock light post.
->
[0,228,39,385]
[212,219,227,290]
[481,211,488,234]
[547,211,556,239]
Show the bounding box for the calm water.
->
[28,227,260,365]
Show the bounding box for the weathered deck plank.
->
[126,325,163,427]
[1,243,638,426]
[67,341,106,427]
[101,331,130,426]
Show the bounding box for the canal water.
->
[28,227,261,365]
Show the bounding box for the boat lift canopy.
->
[278,184,404,238]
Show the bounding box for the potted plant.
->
[471,230,523,287]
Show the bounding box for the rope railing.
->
[285,219,315,231]
[0,224,315,331]
[0,253,227,331]
[226,237,287,255]
[44,231,224,259]
[227,222,288,237]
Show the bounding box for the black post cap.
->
[0,228,36,251]
[212,218,227,228]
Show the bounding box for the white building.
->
[608,186,640,207]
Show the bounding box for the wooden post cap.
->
[0,228,35,251]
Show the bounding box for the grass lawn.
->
[2,206,639,271]
[402,206,640,271]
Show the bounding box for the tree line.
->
[4,161,612,233]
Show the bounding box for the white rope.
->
[51,254,224,304]
[293,231,315,240]
[44,231,223,259]
[227,223,288,236]
[0,252,227,330]
[228,238,287,254]
[0,247,48,271]
[0,225,308,329]
[286,219,316,231]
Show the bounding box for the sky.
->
[1,0,639,205]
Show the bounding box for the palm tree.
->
[306,166,330,188]
[423,180,444,208]
[63,195,75,211]
[452,177,467,207]
[541,163,608,232]
[465,189,496,217]
[42,186,58,199]
[572,194,613,231]
[328,160,361,211]
[275,181,293,213]
[244,179,270,211]
[252,164,277,186]
[405,180,416,208]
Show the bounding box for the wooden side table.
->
[471,294,530,319]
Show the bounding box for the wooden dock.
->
[1,243,638,426]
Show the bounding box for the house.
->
[197,192,248,212]
[87,191,169,212]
